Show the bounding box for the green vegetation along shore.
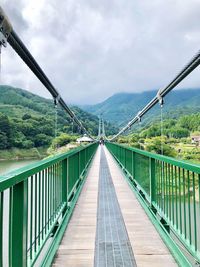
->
[0,147,48,161]
[116,113,200,164]
[0,85,117,159]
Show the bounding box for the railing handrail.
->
[0,142,98,267]
[106,142,200,266]
[113,142,200,174]
[0,143,96,192]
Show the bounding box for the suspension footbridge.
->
[0,6,199,267]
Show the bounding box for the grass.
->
[0,147,48,160]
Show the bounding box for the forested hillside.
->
[0,86,117,150]
[82,89,200,126]
[117,113,200,163]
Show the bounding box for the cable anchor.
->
[0,7,12,47]
[136,111,141,122]
[156,89,164,107]
[128,121,132,129]
[53,94,61,107]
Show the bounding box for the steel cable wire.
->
[110,50,200,141]
[6,29,94,139]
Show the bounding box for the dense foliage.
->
[82,89,200,126]
[0,86,117,150]
[116,113,200,162]
[139,114,200,139]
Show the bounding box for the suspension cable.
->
[109,49,200,141]
[0,6,95,140]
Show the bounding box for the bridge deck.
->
[52,146,177,267]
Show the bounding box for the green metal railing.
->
[0,143,97,267]
[106,142,200,266]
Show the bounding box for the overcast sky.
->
[1,0,200,104]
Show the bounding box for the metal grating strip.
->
[94,147,137,267]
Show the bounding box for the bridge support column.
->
[9,180,28,267]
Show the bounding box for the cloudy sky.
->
[1,0,200,104]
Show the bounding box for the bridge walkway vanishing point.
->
[52,146,177,267]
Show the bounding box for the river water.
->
[0,159,38,175]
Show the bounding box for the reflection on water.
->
[0,159,38,175]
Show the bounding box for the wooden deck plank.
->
[104,147,178,267]
[52,147,100,267]
[53,146,178,267]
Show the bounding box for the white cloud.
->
[1,0,200,104]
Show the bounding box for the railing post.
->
[150,158,156,206]
[0,192,3,267]
[9,180,28,267]
[62,159,68,215]
[132,151,136,179]
[78,151,81,177]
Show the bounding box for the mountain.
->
[0,85,117,149]
[81,89,200,126]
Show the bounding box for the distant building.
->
[191,135,200,146]
[76,134,93,144]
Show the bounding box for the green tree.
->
[0,131,9,149]
[146,137,177,157]
[34,134,52,147]
[51,133,76,149]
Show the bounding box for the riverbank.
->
[0,147,48,160]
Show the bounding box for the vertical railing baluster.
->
[150,158,156,205]
[198,174,200,251]
[157,161,160,208]
[132,151,135,180]
[192,172,197,251]
[47,167,50,231]
[168,164,171,221]
[54,164,57,214]
[34,174,37,253]
[160,161,164,210]
[30,176,33,260]
[183,169,187,239]
[42,170,44,239]
[163,162,167,214]
[175,166,178,229]
[62,159,68,216]
[0,192,3,267]
[38,172,41,247]
[171,165,174,226]
[187,170,192,245]
[160,161,163,209]
[52,165,54,221]
[53,164,55,215]
[45,169,48,235]
[60,161,62,206]
[166,164,169,219]
[9,181,28,267]
[178,167,182,235]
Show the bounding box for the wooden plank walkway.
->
[52,146,178,267]
[52,147,100,267]
[104,147,177,267]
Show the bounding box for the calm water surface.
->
[0,159,38,175]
